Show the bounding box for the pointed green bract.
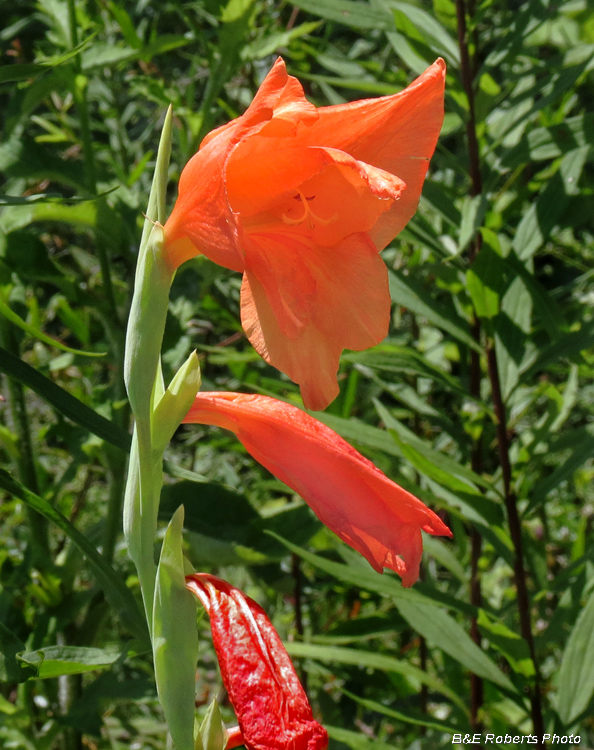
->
[153,506,198,750]
[195,699,228,750]
[153,350,201,454]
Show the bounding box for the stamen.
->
[281,190,336,229]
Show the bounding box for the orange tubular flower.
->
[186,573,328,750]
[184,392,452,587]
[164,58,446,410]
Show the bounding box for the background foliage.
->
[1,0,594,748]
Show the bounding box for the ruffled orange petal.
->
[241,232,390,411]
[163,59,318,271]
[293,59,446,249]
[183,393,452,586]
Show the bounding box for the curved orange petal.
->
[186,573,328,750]
[163,58,318,271]
[183,393,452,586]
[293,58,446,249]
[241,232,391,411]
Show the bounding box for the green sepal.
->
[153,505,198,750]
[195,699,228,750]
[153,351,201,454]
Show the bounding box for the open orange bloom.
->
[164,58,446,410]
[186,573,328,750]
[184,393,452,587]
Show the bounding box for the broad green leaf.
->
[343,345,469,395]
[17,645,123,679]
[0,346,131,452]
[326,726,396,750]
[242,22,321,60]
[495,274,534,400]
[341,688,457,732]
[523,319,594,378]
[373,399,493,491]
[477,612,535,679]
[0,469,147,643]
[395,598,518,693]
[389,1,460,64]
[153,506,198,750]
[290,0,394,29]
[275,536,517,694]
[458,194,489,253]
[388,269,480,351]
[513,147,590,260]
[286,642,465,710]
[466,243,509,321]
[528,426,594,512]
[557,587,594,724]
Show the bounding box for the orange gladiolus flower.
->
[164,58,446,410]
[186,573,328,750]
[184,393,452,587]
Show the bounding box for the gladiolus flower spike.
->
[165,58,446,410]
[186,573,328,750]
[184,393,452,588]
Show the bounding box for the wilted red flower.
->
[186,573,328,750]
[184,392,452,587]
[164,58,446,410]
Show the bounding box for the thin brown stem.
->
[486,344,544,745]
[456,0,485,734]
[455,0,482,198]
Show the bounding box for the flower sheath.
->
[186,573,328,750]
[165,58,446,410]
[184,392,452,587]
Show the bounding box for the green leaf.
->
[466,243,509,321]
[0,469,147,643]
[388,269,480,351]
[373,399,493,492]
[17,645,123,679]
[290,0,394,29]
[0,346,131,452]
[0,293,104,358]
[286,642,465,710]
[512,147,590,260]
[557,586,594,725]
[528,426,594,512]
[160,482,319,565]
[389,1,460,65]
[340,688,457,732]
[395,598,518,694]
[477,612,535,679]
[326,726,396,750]
[274,536,517,695]
[0,623,37,683]
[153,506,198,750]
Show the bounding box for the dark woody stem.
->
[455,0,545,740]
[486,345,545,744]
[455,0,485,734]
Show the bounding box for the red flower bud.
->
[186,573,328,750]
